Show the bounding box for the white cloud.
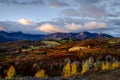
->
[79,5,106,17]
[65,21,107,32]
[35,23,67,33]
[84,21,107,30]
[0,26,6,31]
[50,4,60,8]
[65,23,83,31]
[18,18,33,25]
[48,0,69,8]
[35,22,107,33]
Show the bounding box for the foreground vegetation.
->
[0,38,120,79]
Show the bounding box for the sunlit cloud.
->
[35,23,67,33]
[0,0,119,37]
[35,21,107,33]
[65,23,82,31]
[65,21,107,32]
[0,26,7,31]
[48,0,69,8]
[84,21,107,30]
[18,18,33,25]
[50,4,61,8]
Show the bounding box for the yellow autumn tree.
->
[71,63,77,75]
[35,69,47,78]
[88,57,94,65]
[81,60,89,74]
[111,61,120,70]
[94,62,98,70]
[63,62,71,77]
[6,65,16,79]
[101,61,110,70]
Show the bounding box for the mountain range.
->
[0,31,44,42]
[0,31,113,42]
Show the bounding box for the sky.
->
[0,0,120,37]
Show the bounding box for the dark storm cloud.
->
[0,0,44,5]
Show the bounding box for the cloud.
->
[61,8,79,17]
[18,18,33,25]
[0,21,40,34]
[0,16,120,37]
[109,19,120,26]
[98,0,120,17]
[0,0,44,5]
[48,0,69,8]
[61,5,106,17]
[0,26,6,31]
[0,0,69,7]
[60,0,120,17]
[75,0,102,4]
[35,23,66,33]
[84,21,107,30]
[79,5,106,17]
[65,21,107,32]
[65,23,82,31]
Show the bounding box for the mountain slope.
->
[0,31,45,42]
[45,32,113,40]
[0,31,113,42]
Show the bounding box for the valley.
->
[0,38,120,80]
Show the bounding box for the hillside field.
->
[0,38,120,80]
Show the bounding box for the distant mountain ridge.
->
[45,32,113,40]
[0,31,44,42]
[0,31,113,42]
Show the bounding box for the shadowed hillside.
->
[0,38,120,80]
[0,31,113,42]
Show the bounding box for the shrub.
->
[0,47,7,53]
